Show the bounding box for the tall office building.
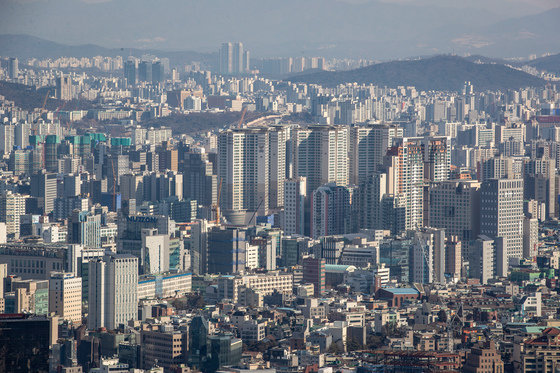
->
[207,226,246,274]
[480,178,524,260]
[385,137,425,230]
[219,42,249,75]
[219,42,233,74]
[44,134,60,172]
[0,191,26,239]
[0,314,57,372]
[120,174,144,204]
[292,125,349,195]
[48,272,82,325]
[141,228,170,274]
[68,210,101,248]
[8,57,18,79]
[283,177,307,236]
[31,171,58,215]
[182,150,218,207]
[151,60,164,84]
[63,174,82,198]
[349,124,403,185]
[124,58,137,86]
[218,127,272,223]
[138,61,152,82]
[189,316,210,369]
[428,180,481,259]
[56,75,72,100]
[88,254,138,330]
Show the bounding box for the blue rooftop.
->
[382,288,420,295]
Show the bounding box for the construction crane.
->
[248,199,264,226]
[41,90,49,110]
[238,107,247,128]
[53,100,68,123]
[111,158,117,211]
[212,177,223,224]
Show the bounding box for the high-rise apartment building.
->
[480,178,524,260]
[218,127,274,223]
[359,172,387,230]
[219,42,249,75]
[88,254,138,330]
[349,124,403,185]
[283,177,307,236]
[0,123,15,155]
[268,125,288,209]
[385,137,425,230]
[0,191,27,239]
[311,183,353,238]
[292,125,349,195]
[423,136,451,182]
[48,272,82,325]
[56,75,72,100]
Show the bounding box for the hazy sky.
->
[1,0,559,58]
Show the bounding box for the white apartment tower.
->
[0,191,26,239]
[385,137,425,230]
[349,124,402,185]
[218,127,273,223]
[292,125,348,195]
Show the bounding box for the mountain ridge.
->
[0,34,216,67]
[288,55,547,92]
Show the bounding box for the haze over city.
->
[1,0,559,58]
[0,0,560,373]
